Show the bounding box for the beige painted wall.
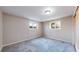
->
[75,8,79,51]
[43,16,74,44]
[3,13,42,46]
[2,12,75,48]
[0,11,3,51]
[72,16,76,45]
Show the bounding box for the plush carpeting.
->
[2,37,76,52]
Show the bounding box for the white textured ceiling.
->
[0,6,76,22]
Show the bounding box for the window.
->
[49,21,61,29]
[29,21,37,29]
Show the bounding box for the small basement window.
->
[49,21,61,29]
[29,21,37,29]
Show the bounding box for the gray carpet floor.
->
[2,37,76,52]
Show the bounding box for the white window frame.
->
[49,21,61,30]
[29,21,38,29]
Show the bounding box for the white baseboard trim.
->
[3,39,31,47]
[45,37,73,44]
[3,37,41,47]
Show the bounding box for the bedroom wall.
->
[3,13,42,46]
[43,16,74,44]
[75,7,79,51]
[2,12,75,47]
[0,11,3,51]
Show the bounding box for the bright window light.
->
[29,21,37,29]
[49,21,61,29]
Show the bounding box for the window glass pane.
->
[50,21,61,29]
[29,23,33,26]
[29,21,37,29]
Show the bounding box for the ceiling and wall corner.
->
[0,6,76,22]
